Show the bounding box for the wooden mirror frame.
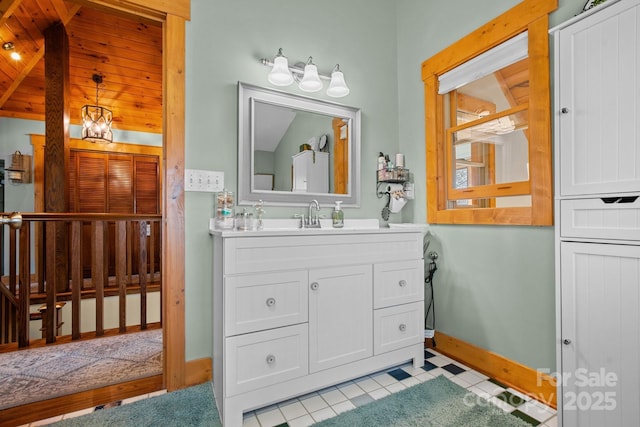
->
[421,0,557,225]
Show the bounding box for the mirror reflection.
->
[238,83,361,207]
[253,101,349,194]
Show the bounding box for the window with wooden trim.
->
[422,0,556,225]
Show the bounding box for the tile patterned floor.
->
[22,348,558,427]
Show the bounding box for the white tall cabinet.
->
[552,1,640,425]
[292,150,329,193]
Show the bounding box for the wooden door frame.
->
[79,0,189,391]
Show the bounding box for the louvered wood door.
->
[132,156,160,275]
[70,151,160,279]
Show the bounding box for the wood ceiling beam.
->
[0,46,43,108]
[51,0,71,20]
[0,3,80,109]
[0,0,22,24]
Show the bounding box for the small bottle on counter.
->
[332,201,344,228]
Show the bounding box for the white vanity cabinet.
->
[212,229,425,427]
[552,1,640,425]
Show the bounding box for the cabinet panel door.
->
[558,0,640,196]
[309,264,373,373]
[560,242,640,426]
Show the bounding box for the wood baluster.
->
[18,223,30,347]
[44,221,59,344]
[92,221,105,336]
[149,221,156,282]
[8,226,17,343]
[36,222,45,293]
[71,220,82,340]
[127,221,133,285]
[138,221,147,329]
[116,220,127,332]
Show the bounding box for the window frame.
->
[422,0,556,225]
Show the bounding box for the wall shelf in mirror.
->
[237,82,361,207]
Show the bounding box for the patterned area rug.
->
[0,329,162,410]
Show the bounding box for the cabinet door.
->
[309,264,373,373]
[557,0,640,196]
[560,241,640,425]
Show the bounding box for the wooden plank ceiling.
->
[0,0,162,134]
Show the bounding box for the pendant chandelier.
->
[81,74,113,143]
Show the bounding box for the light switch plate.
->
[185,169,224,192]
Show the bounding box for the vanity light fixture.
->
[298,57,323,92]
[267,48,294,86]
[261,49,350,97]
[81,74,113,144]
[326,64,350,97]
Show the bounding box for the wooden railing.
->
[0,212,162,348]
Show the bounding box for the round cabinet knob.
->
[561,107,570,114]
[310,282,319,291]
[266,354,276,364]
[563,339,572,345]
[399,324,407,332]
[399,280,407,287]
[266,297,276,307]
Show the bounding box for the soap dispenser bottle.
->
[332,201,344,228]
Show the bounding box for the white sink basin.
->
[259,218,380,231]
[210,218,427,235]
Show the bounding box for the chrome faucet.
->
[308,199,320,226]
[295,200,321,228]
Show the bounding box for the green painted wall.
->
[394,0,586,372]
[0,0,591,374]
[184,0,589,372]
[184,0,400,359]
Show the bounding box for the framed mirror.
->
[238,82,361,206]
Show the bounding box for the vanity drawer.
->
[374,301,424,355]
[225,323,308,397]
[225,270,308,336]
[373,260,424,309]
[223,233,423,274]
[560,197,640,241]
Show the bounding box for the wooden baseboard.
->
[0,357,212,426]
[0,375,163,427]
[432,332,557,409]
[185,357,212,387]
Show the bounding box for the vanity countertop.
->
[208,218,428,237]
